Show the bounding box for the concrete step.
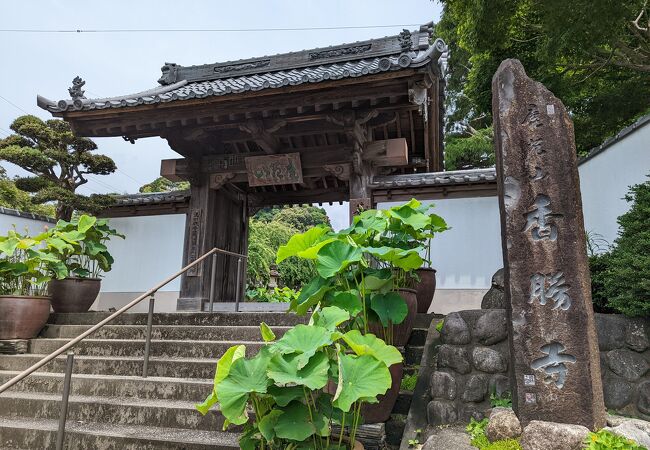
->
[29,338,263,359]
[47,311,305,327]
[40,324,290,341]
[0,355,219,379]
[0,391,225,432]
[0,371,212,401]
[0,416,239,449]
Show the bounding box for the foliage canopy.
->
[0,115,116,220]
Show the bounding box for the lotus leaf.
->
[315,240,363,278]
[365,246,424,271]
[196,344,246,415]
[341,330,403,367]
[260,322,276,342]
[267,351,330,390]
[273,401,316,441]
[311,306,350,331]
[270,324,333,369]
[332,353,391,412]
[215,347,271,425]
[327,291,363,317]
[258,409,282,442]
[276,225,331,263]
[370,292,408,326]
[267,385,305,407]
[292,276,331,315]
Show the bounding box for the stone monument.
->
[492,59,606,430]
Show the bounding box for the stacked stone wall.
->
[428,309,510,425]
[425,309,650,427]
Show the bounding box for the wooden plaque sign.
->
[245,153,303,187]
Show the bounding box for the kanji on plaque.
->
[245,153,303,187]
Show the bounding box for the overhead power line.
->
[0,95,31,115]
[0,24,420,34]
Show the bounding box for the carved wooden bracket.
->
[238,119,287,154]
[408,82,429,123]
[323,163,352,181]
[210,172,236,190]
[326,110,379,147]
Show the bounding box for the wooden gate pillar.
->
[177,173,248,311]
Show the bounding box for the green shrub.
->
[490,390,512,408]
[589,177,650,317]
[444,127,495,171]
[245,286,299,303]
[400,372,418,391]
[584,429,645,450]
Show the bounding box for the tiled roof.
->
[579,113,650,164]
[112,190,190,207]
[38,23,447,113]
[371,168,497,188]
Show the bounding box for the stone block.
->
[486,407,522,442]
[492,268,505,288]
[427,400,457,426]
[637,380,650,415]
[430,370,456,400]
[595,314,627,351]
[480,287,506,310]
[422,427,474,450]
[625,320,649,352]
[473,309,508,345]
[462,374,488,402]
[489,374,512,397]
[520,420,590,450]
[440,312,471,345]
[472,346,508,373]
[602,376,634,410]
[606,348,649,382]
[604,418,650,449]
[437,344,471,374]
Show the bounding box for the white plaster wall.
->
[378,197,504,313]
[92,214,186,312]
[579,123,650,248]
[0,212,52,235]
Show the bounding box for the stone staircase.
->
[0,311,302,450]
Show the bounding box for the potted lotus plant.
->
[271,199,447,423]
[47,215,124,313]
[0,228,68,340]
[197,306,401,449]
[390,200,449,313]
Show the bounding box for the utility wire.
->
[0,24,420,34]
[0,95,31,115]
[116,168,145,186]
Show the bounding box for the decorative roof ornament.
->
[398,29,412,51]
[68,76,86,100]
[158,63,179,86]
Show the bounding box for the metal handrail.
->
[0,246,247,395]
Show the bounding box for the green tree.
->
[437,0,650,155]
[0,167,55,216]
[0,115,116,220]
[444,126,494,170]
[247,206,331,288]
[591,176,650,317]
[139,176,189,193]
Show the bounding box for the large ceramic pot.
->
[415,268,437,313]
[0,295,51,339]
[49,277,101,313]
[369,288,417,347]
[361,362,403,423]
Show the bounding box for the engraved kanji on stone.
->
[531,342,577,389]
[522,104,543,127]
[529,272,572,310]
[523,194,560,241]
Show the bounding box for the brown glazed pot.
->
[49,277,101,313]
[0,295,51,339]
[369,288,417,347]
[361,362,403,424]
[415,268,437,313]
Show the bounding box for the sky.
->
[0,0,442,230]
